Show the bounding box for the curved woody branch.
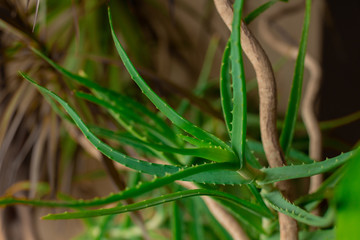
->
[257,4,322,195]
[213,0,299,239]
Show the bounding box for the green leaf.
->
[76,91,153,134]
[92,127,236,163]
[0,161,246,209]
[230,0,247,168]
[171,201,183,240]
[320,111,360,130]
[259,151,354,184]
[244,0,283,25]
[247,184,272,217]
[76,91,179,153]
[177,36,219,116]
[20,72,245,185]
[295,166,346,206]
[335,147,360,239]
[220,41,233,136]
[108,7,231,152]
[280,0,311,155]
[196,37,219,96]
[245,143,263,169]
[263,191,333,227]
[31,48,103,92]
[247,140,313,164]
[177,134,214,148]
[31,48,178,145]
[43,189,273,220]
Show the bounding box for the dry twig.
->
[257,4,322,194]
[213,0,298,239]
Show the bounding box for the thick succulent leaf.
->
[280,0,311,155]
[32,48,105,92]
[247,140,313,164]
[245,143,263,169]
[104,94,177,144]
[220,41,233,136]
[31,48,177,144]
[263,191,333,227]
[108,7,231,152]
[91,127,179,164]
[244,0,285,24]
[295,166,346,206]
[21,73,246,185]
[22,73,171,173]
[42,93,74,123]
[177,134,214,148]
[92,127,236,163]
[230,0,247,168]
[76,91,153,132]
[0,161,247,209]
[76,91,178,150]
[259,150,354,184]
[247,184,272,217]
[43,189,273,220]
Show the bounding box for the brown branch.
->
[257,4,323,195]
[213,0,298,239]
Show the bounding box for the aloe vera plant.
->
[1,0,359,239]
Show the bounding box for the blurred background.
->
[0,0,359,239]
